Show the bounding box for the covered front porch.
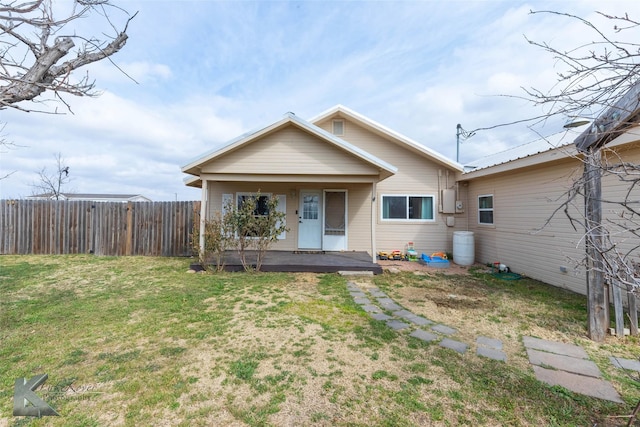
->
[206,250,383,274]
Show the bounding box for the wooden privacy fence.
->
[0,200,201,256]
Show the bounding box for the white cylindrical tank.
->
[453,231,475,266]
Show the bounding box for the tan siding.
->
[205,182,374,253]
[202,127,378,176]
[600,143,640,271]
[206,182,297,251]
[346,185,373,252]
[464,143,640,296]
[320,118,461,255]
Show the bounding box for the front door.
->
[298,190,322,249]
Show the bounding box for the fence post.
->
[126,202,134,256]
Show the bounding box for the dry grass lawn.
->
[1,255,639,426]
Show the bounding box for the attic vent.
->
[332,119,345,136]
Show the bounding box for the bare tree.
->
[0,122,19,180]
[31,152,71,199]
[0,0,136,113]
[520,10,640,342]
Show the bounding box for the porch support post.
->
[371,182,377,263]
[199,178,208,257]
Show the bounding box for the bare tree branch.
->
[30,152,71,199]
[0,0,136,112]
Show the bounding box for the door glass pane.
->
[303,195,318,220]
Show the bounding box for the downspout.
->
[371,181,377,263]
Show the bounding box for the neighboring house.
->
[27,193,152,202]
[459,128,640,295]
[182,105,465,262]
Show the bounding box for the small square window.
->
[332,120,344,136]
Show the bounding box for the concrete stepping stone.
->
[350,291,367,298]
[533,366,623,403]
[431,324,457,335]
[393,309,414,318]
[523,336,588,359]
[371,313,393,321]
[523,336,622,402]
[386,319,410,330]
[369,289,387,298]
[408,316,433,327]
[410,329,439,343]
[477,346,507,362]
[377,297,402,311]
[439,338,468,354]
[346,281,361,290]
[362,304,381,313]
[610,356,640,372]
[390,309,433,326]
[476,336,506,362]
[381,303,402,311]
[477,336,503,350]
[527,348,602,378]
[353,297,371,305]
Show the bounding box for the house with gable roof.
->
[181,105,466,262]
[182,103,639,295]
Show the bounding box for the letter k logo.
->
[13,374,59,417]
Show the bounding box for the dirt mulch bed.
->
[377,259,475,275]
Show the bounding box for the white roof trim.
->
[310,104,463,172]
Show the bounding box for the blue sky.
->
[2,0,639,200]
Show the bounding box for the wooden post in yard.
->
[573,82,640,342]
[584,148,607,342]
[612,279,624,337]
[629,289,639,336]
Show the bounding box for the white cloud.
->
[3,0,640,199]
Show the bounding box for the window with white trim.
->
[234,192,286,239]
[332,119,344,136]
[381,195,434,221]
[237,192,270,216]
[478,194,494,225]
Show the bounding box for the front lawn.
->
[1,255,639,426]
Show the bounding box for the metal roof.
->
[462,131,575,173]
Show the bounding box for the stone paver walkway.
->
[346,280,631,404]
[348,281,502,359]
[523,336,622,403]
